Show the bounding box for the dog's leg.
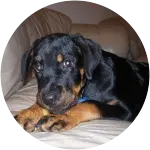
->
[15,103,51,132]
[36,101,125,132]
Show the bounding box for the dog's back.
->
[102,50,149,120]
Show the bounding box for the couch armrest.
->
[1,24,30,99]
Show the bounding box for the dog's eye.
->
[63,60,73,68]
[34,63,42,72]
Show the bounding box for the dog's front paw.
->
[14,104,50,132]
[14,110,36,132]
[36,115,77,132]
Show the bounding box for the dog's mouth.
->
[36,89,77,114]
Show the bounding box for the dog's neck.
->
[69,78,89,108]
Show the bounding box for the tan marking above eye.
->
[72,85,81,96]
[57,54,63,62]
[80,68,84,80]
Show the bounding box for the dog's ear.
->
[21,39,39,84]
[71,34,102,80]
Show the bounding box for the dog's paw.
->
[14,105,48,132]
[14,109,41,132]
[15,114,35,132]
[14,104,50,132]
[14,109,37,132]
[36,115,77,132]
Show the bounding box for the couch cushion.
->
[71,23,130,58]
[71,18,148,62]
[25,8,72,45]
[98,17,148,62]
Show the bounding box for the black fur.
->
[22,33,149,121]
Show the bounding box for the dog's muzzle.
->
[37,85,76,114]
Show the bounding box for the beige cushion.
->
[24,8,71,45]
[71,23,130,58]
[71,17,148,61]
[97,18,130,58]
[1,8,72,99]
[98,17,148,62]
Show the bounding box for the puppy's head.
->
[21,33,102,114]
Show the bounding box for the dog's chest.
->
[82,82,114,102]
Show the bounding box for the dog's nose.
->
[42,85,63,106]
[43,93,55,105]
[45,94,54,101]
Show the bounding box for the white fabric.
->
[6,78,130,149]
[6,78,37,111]
[31,120,130,149]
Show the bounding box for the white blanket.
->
[6,78,130,149]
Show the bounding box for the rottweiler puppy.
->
[15,33,149,132]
